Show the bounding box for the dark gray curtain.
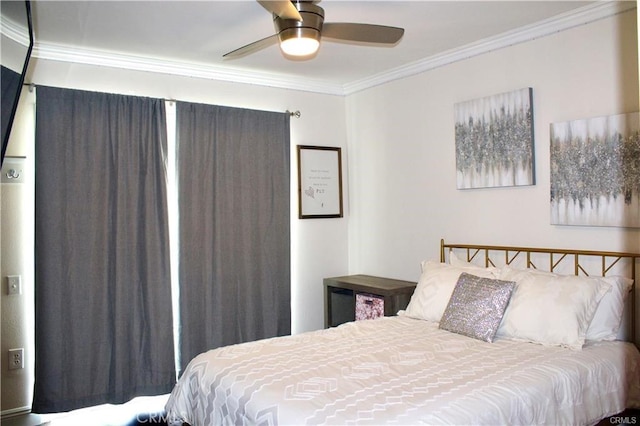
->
[33,87,175,413]
[177,102,290,371]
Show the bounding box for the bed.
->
[165,240,640,425]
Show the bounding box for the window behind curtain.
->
[32,87,175,413]
[176,102,291,371]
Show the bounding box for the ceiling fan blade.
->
[257,0,302,21]
[322,23,404,44]
[223,34,279,59]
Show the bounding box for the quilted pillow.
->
[496,267,611,349]
[403,261,499,322]
[585,275,633,341]
[439,273,515,342]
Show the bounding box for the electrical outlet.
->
[8,348,24,370]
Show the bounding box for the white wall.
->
[1,5,638,416]
[1,32,29,73]
[346,9,639,283]
[1,88,35,415]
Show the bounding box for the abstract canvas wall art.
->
[454,87,535,189]
[550,112,640,228]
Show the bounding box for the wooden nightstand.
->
[324,274,417,328]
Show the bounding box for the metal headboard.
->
[440,239,640,346]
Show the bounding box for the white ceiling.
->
[8,1,636,94]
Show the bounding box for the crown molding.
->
[342,1,636,95]
[0,11,30,46]
[31,1,634,97]
[31,43,346,96]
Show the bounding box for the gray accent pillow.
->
[439,272,515,343]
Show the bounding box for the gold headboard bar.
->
[441,240,640,260]
[604,256,623,275]
[440,239,640,346]
[506,250,520,267]
[466,248,482,264]
[551,253,568,273]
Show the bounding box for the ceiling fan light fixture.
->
[223,0,405,60]
[279,27,320,57]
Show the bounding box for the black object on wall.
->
[1,0,33,165]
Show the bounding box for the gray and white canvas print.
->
[454,87,535,189]
[550,112,640,228]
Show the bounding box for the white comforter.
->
[166,316,640,425]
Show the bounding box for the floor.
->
[1,395,169,426]
[1,414,47,426]
[3,402,638,425]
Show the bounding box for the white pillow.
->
[496,267,611,350]
[403,261,499,322]
[449,250,475,268]
[585,276,633,341]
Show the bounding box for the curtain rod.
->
[23,83,301,117]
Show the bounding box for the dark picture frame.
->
[297,145,343,219]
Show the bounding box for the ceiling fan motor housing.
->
[274,1,324,46]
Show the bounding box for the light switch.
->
[7,275,22,295]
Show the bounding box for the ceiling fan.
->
[223,0,405,60]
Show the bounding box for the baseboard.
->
[1,406,31,418]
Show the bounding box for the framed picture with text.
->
[297,145,343,219]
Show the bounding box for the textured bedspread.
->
[166,316,640,425]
